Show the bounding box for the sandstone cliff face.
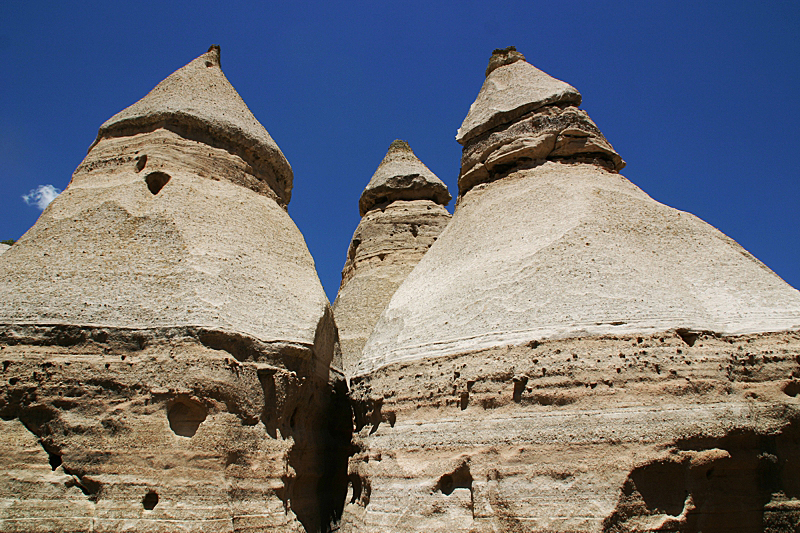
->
[333,141,451,375]
[344,47,800,532]
[0,47,349,533]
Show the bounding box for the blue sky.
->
[3,1,799,301]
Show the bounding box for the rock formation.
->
[5,43,800,533]
[0,244,9,255]
[0,46,349,533]
[345,47,800,532]
[333,140,451,375]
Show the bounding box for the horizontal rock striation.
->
[346,331,800,532]
[0,47,349,533]
[347,47,800,532]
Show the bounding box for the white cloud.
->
[22,184,61,210]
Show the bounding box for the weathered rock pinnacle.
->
[94,44,294,206]
[0,47,348,533]
[358,139,451,216]
[334,140,451,375]
[346,48,800,532]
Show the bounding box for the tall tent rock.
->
[333,140,451,375]
[0,46,350,533]
[345,47,800,532]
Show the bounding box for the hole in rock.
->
[142,490,158,510]
[135,154,147,172]
[167,399,207,437]
[435,462,473,496]
[783,381,800,397]
[47,450,62,470]
[459,391,469,410]
[676,329,700,347]
[513,376,528,403]
[348,474,362,503]
[145,171,171,195]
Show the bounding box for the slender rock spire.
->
[334,140,451,375]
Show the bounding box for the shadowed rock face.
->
[334,141,451,376]
[0,48,350,533]
[343,48,800,532]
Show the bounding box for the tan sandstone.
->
[343,48,800,532]
[334,140,451,375]
[0,46,349,533]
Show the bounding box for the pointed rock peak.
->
[92,45,294,206]
[485,46,526,77]
[358,140,451,216]
[206,44,221,65]
[457,48,582,144]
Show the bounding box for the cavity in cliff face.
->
[0,46,350,533]
[345,46,800,532]
[334,140,451,376]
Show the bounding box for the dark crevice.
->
[167,398,207,437]
[434,461,473,496]
[676,329,701,347]
[142,490,159,510]
[604,421,800,532]
[62,464,102,502]
[512,375,528,403]
[145,171,171,195]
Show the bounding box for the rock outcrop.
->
[0,244,9,255]
[333,140,451,375]
[0,46,349,533]
[344,47,800,532]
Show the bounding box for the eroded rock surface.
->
[345,48,800,532]
[346,331,800,532]
[334,141,451,375]
[0,47,349,533]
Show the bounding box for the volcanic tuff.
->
[4,44,800,533]
[334,140,451,374]
[0,46,349,533]
[345,47,800,532]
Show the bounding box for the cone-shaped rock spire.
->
[0,48,347,532]
[345,49,800,532]
[359,140,451,216]
[94,45,294,206]
[358,48,800,374]
[456,47,624,197]
[456,46,582,144]
[335,140,451,374]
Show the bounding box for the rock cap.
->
[457,47,582,144]
[92,45,294,205]
[358,140,451,216]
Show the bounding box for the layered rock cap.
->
[457,46,624,196]
[94,45,293,206]
[335,140,451,375]
[358,140,451,216]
